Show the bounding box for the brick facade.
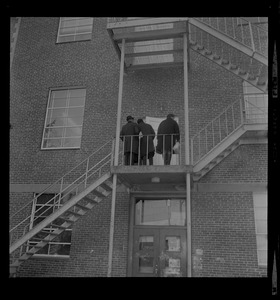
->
[10,17,267,277]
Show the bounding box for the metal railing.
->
[191,97,268,165]
[120,133,181,166]
[10,139,114,255]
[188,21,267,82]
[194,17,268,58]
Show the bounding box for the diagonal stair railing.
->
[191,96,268,166]
[192,17,268,62]
[188,18,268,92]
[10,138,116,265]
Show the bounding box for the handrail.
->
[10,138,113,220]
[193,17,268,58]
[191,96,268,165]
[10,138,115,249]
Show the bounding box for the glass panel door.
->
[132,228,187,277]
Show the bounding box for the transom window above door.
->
[57,17,93,43]
[41,88,86,149]
[135,199,186,226]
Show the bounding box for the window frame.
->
[253,192,267,267]
[56,17,94,43]
[29,193,72,258]
[41,87,86,150]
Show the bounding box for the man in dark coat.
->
[156,113,180,165]
[137,119,155,165]
[120,116,140,165]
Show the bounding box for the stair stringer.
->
[192,125,246,181]
[189,41,267,93]
[192,123,268,181]
[9,172,116,275]
[189,18,268,66]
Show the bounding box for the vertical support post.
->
[248,21,255,52]
[107,173,118,277]
[114,39,125,167]
[183,24,192,277]
[108,39,125,277]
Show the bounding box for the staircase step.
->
[221,59,229,65]
[59,216,76,223]
[99,182,113,192]
[83,196,98,204]
[41,230,60,236]
[229,64,238,70]
[238,69,247,76]
[51,223,68,229]
[213,54,221,60]
[91,189,106,198]
[74,203,91,211]
[64,210,84,217]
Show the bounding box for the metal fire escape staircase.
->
[107,17,268,180]
[107,17,268,92]
[9,139,120,276]
[191,97,267,181]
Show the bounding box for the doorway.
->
[130,197,187,277]
[145,116,179,165]
[132,228,187,277]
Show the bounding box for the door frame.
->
[127,192,187,277]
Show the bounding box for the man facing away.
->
[137,118,155,165]
[120,115,140,165]
[156,113,180,165]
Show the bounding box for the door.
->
[145,116,179,165]
[132,228,187,277]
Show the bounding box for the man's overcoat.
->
[138,122,155,158]
[120,121,140,154]
[156,117,180,154]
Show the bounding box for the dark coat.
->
[156,117,180,154]
[138,122,155,158]
[120,121,140,154]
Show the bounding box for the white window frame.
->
[57,17,93,43]
[41,87,86,150]
[253,191,267,267]
[29,193,72,258]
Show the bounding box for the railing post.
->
[240,97,244,124]
[232,105,235,129]
[110,138,115,166]
[232,18,236,40]
[212,120,215,148]
[248,21,255,52]
[190,138,193,165]
[225,111,228,136]
[85,158,89,188]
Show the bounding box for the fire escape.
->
[9,17,268,277]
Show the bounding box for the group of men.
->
[120,114,180,166]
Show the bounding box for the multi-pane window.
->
[42,88,86,149]
[29,194,72,257]
[57,17,93,43]
[243,81,268,124]
[253,192,267,266]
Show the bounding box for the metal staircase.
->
[107,17,268,92]
[189,18,268,92]
[191,96,268,181]
[9,139,117,276]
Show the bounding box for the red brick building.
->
[10,17,268,277]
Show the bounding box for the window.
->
[243,81,268,124]
[29,194,72,257]
[57,17,93,43]
[135,199,186,226]
[253,192,267,266]
[42,88,86,149]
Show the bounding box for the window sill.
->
[32,254,70,260]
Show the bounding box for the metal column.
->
[183,24,192,277]
[107,38,125,277]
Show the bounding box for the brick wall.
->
[199,144,268,183]
[191,191,266,277]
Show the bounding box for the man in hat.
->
[120,116,140,165]
[156,113,180,165]
[137,118,155,165]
